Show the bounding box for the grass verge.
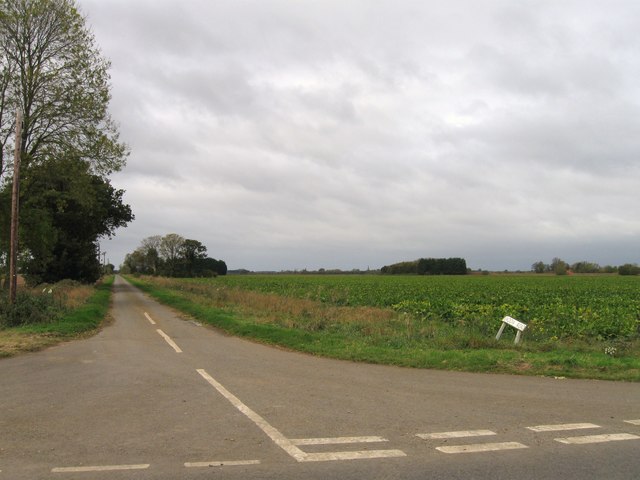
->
[0,276,114,358]
[126,276,640,381]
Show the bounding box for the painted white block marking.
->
[624,419,640,426]
[302,450,406,462]
[291,436,388,446]
[527,423,600,432]
[555,433,640,445]
[52,464,150,473]
[417,430,496,440]
[144,312,156,325]
[437,442,528,454]
[185,460,261,468]
[156,329,182,353]
[196,369,406,463]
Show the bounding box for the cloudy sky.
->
[82,0,640,271]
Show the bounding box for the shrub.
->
[0,290,64,328]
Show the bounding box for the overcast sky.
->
[81,0,640,271]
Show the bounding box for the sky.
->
[81,0,640,272]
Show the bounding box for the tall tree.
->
[139,235,161,274]
[0,0,130,283]
[159,233,184,277]
[0,0,127,178]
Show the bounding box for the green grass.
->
[126,275,640,381]
[0,277,114,357]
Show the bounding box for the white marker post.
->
[496,316,527,344]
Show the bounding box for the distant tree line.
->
[381,258,468,275]
[531,258,639,276]
[121,234,226,277]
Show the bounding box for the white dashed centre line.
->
[144,312,156,325]
[555,433,640,445]
[527,423,600,432]
[52,464,150,473]
[185,460,261,468]
[624,419,640,426]
[417,430,496,440]
[156,329,182,353]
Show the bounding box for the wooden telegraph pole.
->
[9,110,23,304]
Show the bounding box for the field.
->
[128,274,640,381]
[216,274,640,341]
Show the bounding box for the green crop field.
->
[129,274,640,381]
[215,274,640,342]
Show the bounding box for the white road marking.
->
[437,442,528,454]
[197,369,308,462]
[624,419,640,426]
[555,433,640,445]
[185,460,261,468]
[417,430,496,440]
[527,423,600,432]
[303,450,406,462]
[156,329,182,353]
[52,464,150,473]
[291,436,388,445]
[196,369,406,463]
[144,312,156,325]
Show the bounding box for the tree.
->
[122,248,146,275]
[139,235,161,274]
[571,261,601,274]
[196,257,227,277]
[550,257,569,275]
[159,233,184,277]
[531,261,546,274]
[180,239,207,277]
[382,257,467,275]
[0,0,130,284]
[122,234,228,277]
[0,0,127,179]
[5,155,133,283]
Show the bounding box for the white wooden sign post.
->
[496,316,527,344]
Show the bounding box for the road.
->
[1,276,638,479]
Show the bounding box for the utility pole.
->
[9,110,23,304]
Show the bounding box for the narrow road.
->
[1,276,638,479]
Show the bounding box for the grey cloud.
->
[85,0,640,270]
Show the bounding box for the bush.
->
[0,290,64,328]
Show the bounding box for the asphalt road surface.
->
[1,276,639,479]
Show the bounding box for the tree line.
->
[381,257,468,275]
[531,257,640,275]
[531,258,639,276]
[122,234,227,278]
[0,0,132,285]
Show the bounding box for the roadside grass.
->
[0,276,114,358]
[126,276,640,381]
